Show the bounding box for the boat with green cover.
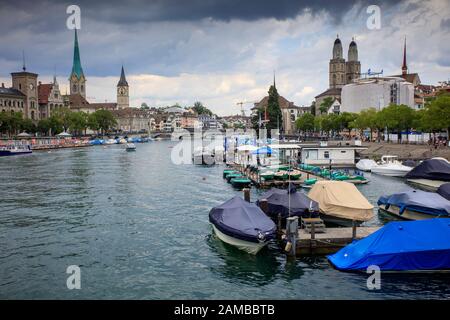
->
[274,171,289,181]
[226,173,243,182]
[259,170,275,180]
[288,170,302,180]
[223,169,235,179]
[304,178,317,185]
[230,178,252,189]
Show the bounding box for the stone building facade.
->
[38,76,64,119]
[316,36,361,114]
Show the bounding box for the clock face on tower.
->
[29,83,34,90]
[119,87,127,95]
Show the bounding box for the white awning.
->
[267,144,301,149]
[237,145,258,151]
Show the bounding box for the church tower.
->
[117,66,129,109]
[345,38,361,84]
[329,35,346,88]
[402,37,408,75]
[69,29,86,98]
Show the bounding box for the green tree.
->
[295,113,315,135]
[87,113,100,133]
[251,84,283,138]
[378,104,415,143]
[7,112,24,136]
[192,101,213,116]
[20,119,36,134]
[336,112,357,135]
[48,115,64,135]
[37,119,51,136]
[90,110,117,134]
[310,101,316,116]
[319,97,333,114]
[69,112,88,136]
[420,94,450,138]
[52,107,72,131]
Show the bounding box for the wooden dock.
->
[281,224,380,256]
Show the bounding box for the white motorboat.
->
[371,155,412,177]
[105,139,117,145]
[126,143,136,151]
[355,159,378,172]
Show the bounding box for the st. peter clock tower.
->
[117,66,129,109]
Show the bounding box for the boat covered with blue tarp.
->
[257,183,319,219]
[328,219,450,272]
[437,183,450,201]
[209,196,276,254]
[405,158,450,181]
[377,189,450,219]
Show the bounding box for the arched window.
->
[73,84,77,92]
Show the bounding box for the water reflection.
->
[206,233,280,286]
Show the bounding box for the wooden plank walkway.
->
[281,226,380,256]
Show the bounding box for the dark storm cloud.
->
[3,0,399,24]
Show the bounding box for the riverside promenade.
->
[360,141,450,161]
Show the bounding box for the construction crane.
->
[236,101,256,117]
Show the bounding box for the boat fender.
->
[257,231,266,242]
[285,241,292,253]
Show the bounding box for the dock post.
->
[286,216,298,257]
[277,213,282,232]
[352,220,357,240]
[259,199,268,213]
[243,188,250,202]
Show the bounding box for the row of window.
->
[0,99,24,108]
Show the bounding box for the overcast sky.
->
[0,0,449,115]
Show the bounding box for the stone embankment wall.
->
[360,142,450,161]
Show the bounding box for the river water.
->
[1,140,449,299]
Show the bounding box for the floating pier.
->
[281,216,379,256]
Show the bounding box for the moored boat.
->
[226,173,243,183]
[274,171,288,181]
[308,181,374,226]
[405,158,450,191]
[209,196,276,254]
[328,219,450,272]
[0,145,32,156]
[287,170,302,180]
[230,177,252,189]
[437,183,450,201]
[371,155,412,177]
[223,169,235,179]
[259,170,275,181]
[356,159,378,172]
[378,189,450,220]
[126,143,136,151]
[257,183,319,220]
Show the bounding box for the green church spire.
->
[71,29,84,79]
